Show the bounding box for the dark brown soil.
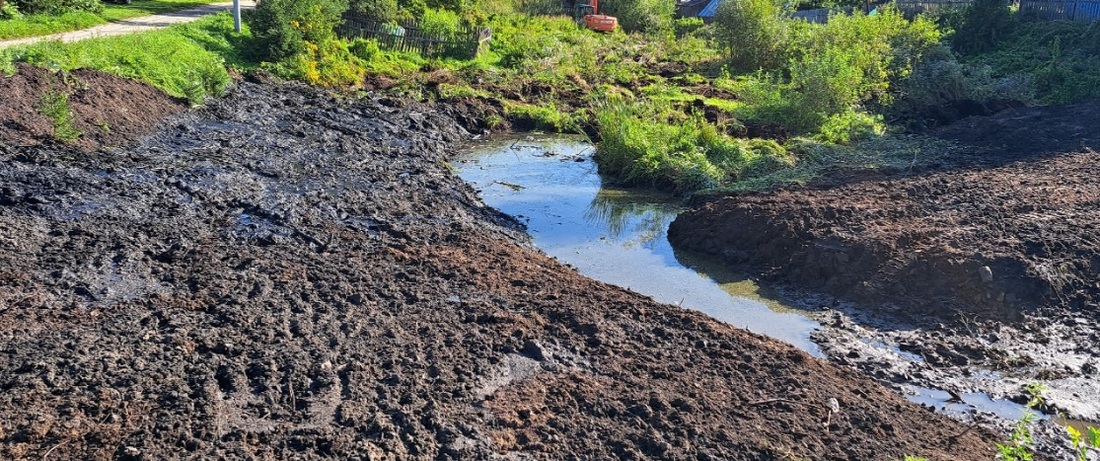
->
[0,66,999,459]
[671,100,1100,325]
[0,63,187,151]
[669,100,1100,425]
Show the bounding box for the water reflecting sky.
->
[457,135,822,356]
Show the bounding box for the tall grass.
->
[1,13,251,104]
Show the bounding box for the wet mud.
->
[669,101,1100,425]
[0,69,1001,460]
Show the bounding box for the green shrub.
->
[11,0,101,15]
[0,1,21,19]
[601,0,675,34]
[268,37,366,86]
[952,0,1014,55]
[594,99,800,193]
[248,0,349,61]
[419,7,461,41]
[349,0,400,22]
[504,102,578,132]
[816,111,885,144]
[673,17,705,38]
[713,0,790,72]
[38,89,82,142]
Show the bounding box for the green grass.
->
[0,0,226,40]
[0,12,255,104]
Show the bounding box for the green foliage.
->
[600,0,675,33]
[249,0,349,61]
[673,17,704,38]
[1,1,21,20]
[713,0,790,72]
[419,7,461,41]
[817,111,884,144]
[594,99,798,194]
[952,0,1014,55]
[348,37,424,75]
[996,383,1045,461]
[1068,425,1100,461]
[0,1,226,40]
[961,20,1100,103]
[11,0,100,15]
[38,88,82,142]
[788,8,941,119]
[2,13,244,104]
[890,45,1035,123]
[269,37,366,87]
[504,102,578,132]
[350,0,401,22]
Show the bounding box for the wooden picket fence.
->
[336,12,492,59]
[894,0,1100,21]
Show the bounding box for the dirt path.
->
[0,1,256,50]
[0,67,1000,459]
[669,100,1100,424]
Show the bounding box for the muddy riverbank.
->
[0,70,1000,459]
[669,101,1100,424]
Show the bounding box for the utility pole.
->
[233,0,242,33]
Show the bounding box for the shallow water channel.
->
[456,134,1040,422]
[456,135,822,356]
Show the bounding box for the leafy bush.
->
[601,0,675,34]
[816,111,884,144]
[595,99,798,193]
[952,0,1014,55]
[349,0,401,22]
[419,7,461,41]
[713,0,790,72]
[10,0,101,15]
[0,1,21,20]
[249,0,349,61]
[270,37,366,87]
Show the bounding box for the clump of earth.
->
[0,66,1001,459]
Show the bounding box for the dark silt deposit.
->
[0,71,1001,459]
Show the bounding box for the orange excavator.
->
[575,0,618,32]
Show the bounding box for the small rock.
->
[124,446,141,456]
[978,265,994,283]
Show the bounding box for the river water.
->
[456,134,1051,423]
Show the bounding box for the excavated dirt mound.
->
[0,63,187,151]
[669,101,1100,425]
[0,70,998,459]
[670,101,1100,325]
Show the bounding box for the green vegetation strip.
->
[0,12,253,104]
[0,0,226,40]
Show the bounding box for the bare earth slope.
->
[0,70,996,459]
[669,100,1100,423]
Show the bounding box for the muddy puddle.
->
[453,134,1080,427]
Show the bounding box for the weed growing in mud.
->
[1068,425,1100,461]
[997,383,1046,461]
[38,89,82,142]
